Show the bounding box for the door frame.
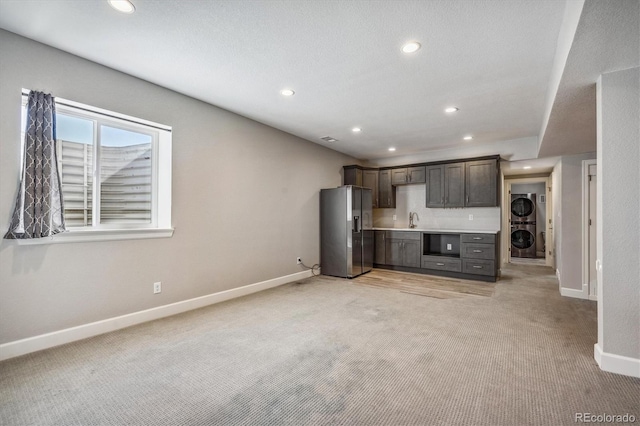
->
[582,159,598,301]
[501,176,553,268]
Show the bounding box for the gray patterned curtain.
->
[4,91,65,239]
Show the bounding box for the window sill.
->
[12,228,174,245]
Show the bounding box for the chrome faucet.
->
[409,211,419,228]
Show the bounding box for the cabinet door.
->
[407,166,426,184]
[444,163,465,208]
[374,231,386,264]
[343,167,362,186]
[391,168,408,185]
[402,239,421,268]
[385,239,403,266]
[378,170,395,208]
[465,160,498,207]
[426,165,445,208]
[362,170,379,208]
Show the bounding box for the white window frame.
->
[16,90,173,245]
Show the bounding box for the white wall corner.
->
[594,343,640,378]
[0,269,314,361]
[560,285,589,300]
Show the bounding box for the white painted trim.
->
[594,343,640,378]
[560,284,589,300]
[12,228,175,245]
[0,269,314,361]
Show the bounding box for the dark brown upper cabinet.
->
[465,159,498,207]
[426,163,464,208]
[391,166,426,185]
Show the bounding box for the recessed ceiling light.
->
[388,147,396,152]
[463,135,473,140]
[523,166,532,170]
[445,107,459,113]
[108,0,135,14]
[280,89,295,96]
[352,127,362,133]
[402,42,421,54]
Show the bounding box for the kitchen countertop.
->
[373,227,499,234]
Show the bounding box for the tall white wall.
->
[596,67,639,371]
[0,31,356,345]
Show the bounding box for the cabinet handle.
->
[436,263,445,266]
[473,250,482,253]
[472,237,482,240]
[441,197,444,205]
[466,195,469,205]
[472,265,483,269]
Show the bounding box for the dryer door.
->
[511,197,535,222]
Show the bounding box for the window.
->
[18,91,173,243]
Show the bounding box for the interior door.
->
[588,165,597,298]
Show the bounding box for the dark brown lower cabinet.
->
[374,230,499,282]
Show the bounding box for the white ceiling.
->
[538,0,639,158]
[0,0,569,164]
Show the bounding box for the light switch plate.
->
[392,215,397,221]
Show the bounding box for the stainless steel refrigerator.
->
[320,185,373,278]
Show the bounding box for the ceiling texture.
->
[0,0,637,172]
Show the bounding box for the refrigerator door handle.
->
[354,216,360,233]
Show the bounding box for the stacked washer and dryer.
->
[511,193,537,258]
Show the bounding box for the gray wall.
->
[597,67,639,360]
[0,30,356,344]
[551,152,596,291]
[511,182,546,256]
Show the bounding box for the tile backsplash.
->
[373,185,500,231]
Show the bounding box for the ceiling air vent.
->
[321,136,338,142]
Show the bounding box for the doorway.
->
[501,176,553,268]
[583,160,598,300]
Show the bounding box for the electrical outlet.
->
[296,257,302,265]
[392,214,397,221]
[468,214,473,221]
[447,244,452,250]
[153,282,161,294]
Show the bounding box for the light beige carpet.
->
[1,264,638,425]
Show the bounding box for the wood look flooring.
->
[352,268,496,299]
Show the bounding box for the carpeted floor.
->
[1,264,638,425]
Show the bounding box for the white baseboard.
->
[560,285,589,300]
[0,270,314,362]
[594,343,640,378]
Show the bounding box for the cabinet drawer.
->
[461,242,495,260]
[386,231,421,240]
[422,256,461,272]
[461,233,496,244]
[462,259,495,276]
